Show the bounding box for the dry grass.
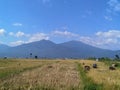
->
[79,60,120,89]
[1,59,120,90]
[0,60,82,90]
[0,59,52,79]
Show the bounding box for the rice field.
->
[80,60,120,90]
[0,59,120,90]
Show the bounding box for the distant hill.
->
[0,40,118,58]
[60,41,115,58]
[0,44,10,50]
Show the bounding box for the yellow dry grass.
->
[79,60,120,89]
[1,59,120,90]
[0,60,82,90]
[0,59,52,79]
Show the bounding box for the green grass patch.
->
[0,65,43,79]
[101,60,120,69]
[0,59,51,79]
[77,63,103,90]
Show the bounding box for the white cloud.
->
[52,30,79,38]
[96,30,120,38]
[8,31,49,45]
[105,0,120,21]
[6,29,120,50]
[105,38,118,44]
[9,32,14,36]
[9,31,30,38]
[79,36,96,45]
[28,33,49,43]
[9,32,49,46]
[95,30,120,46]
[79,35,119,50]
[16,31,25,37]
[10,40,25,46]
[104,16,113,21]
[107,0,120,12]
[51,30,120,49]
[0,28,6,36]
[77,30,120,50]
[13,23,22,26]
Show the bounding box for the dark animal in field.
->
[93,64,97,68]
[4,57,7,59]
[109,66,115,70]
[114,64,118,67]
[47,65,53,68]
[84,66,90,71]
[82,62,85,65]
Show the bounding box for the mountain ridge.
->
[0,40,118,58]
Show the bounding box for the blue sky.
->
[0,0,120,50]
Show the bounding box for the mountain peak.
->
[0,44,10,51]
[33,40,56,45]
[0,44,9,47]
[0,40,117,58]
[61,40,88,46]
[39,39,55,43]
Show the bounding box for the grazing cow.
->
[84,66,90,71]
[109,66,115,70]
[93,64,97,68]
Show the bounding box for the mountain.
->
[0,40,118,58]
[0,44,10,57]
[0,44,10,50]
[6,40,56,58]
[60,40,115,58]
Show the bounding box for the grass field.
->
[0,59,120,90]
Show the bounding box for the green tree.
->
[30,53,32,58]
[35,56,38,59]
[115,54,119,60]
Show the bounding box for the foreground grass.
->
[0,59,52,79]
[77,62,103,90]
[0,60,82,90]
[0,59,120,90]
[79,60,120,90]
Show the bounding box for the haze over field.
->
[0,0,120,50]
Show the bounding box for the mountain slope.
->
[0,44,10,57]
[6,40,57,58]
[0,44,10,51]
[60,40,115,58]
[0,40,117,58]
[0,44,9,51]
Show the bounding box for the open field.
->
[80,60,120,90]
[0,59,120,90]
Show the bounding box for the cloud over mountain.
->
[0,29,6,36]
